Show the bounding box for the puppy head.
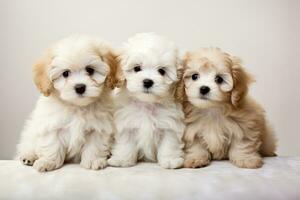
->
[180,47,253,109]
[33,35,117,106]
[117,33,180,103]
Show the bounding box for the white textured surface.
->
[0,157,300,200]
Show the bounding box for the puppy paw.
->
[20,153,37,166]
[184,157,210,168]
[107,157,136,167]
[231,157,263,169]
[80,157,107,170]
[33,159,59,172]
[159,157,184,169]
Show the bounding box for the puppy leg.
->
[229,138,263,169]
[184,138,211,168]
[17,127,38,166]
[18,151,38,166]
[80,132,111,170]
[108,131,138,167]
[33,133,66,172]
[19,150,38,166]
[17,142,38,166]
[157,131,184,169]
[260,125,277,156]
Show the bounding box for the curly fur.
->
[16,35,117,172]
[108,33,185,169]
[176,47,277,168]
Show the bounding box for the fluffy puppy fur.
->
[16,35,117,172]
[108,33,185,169]
[177,47,277,169]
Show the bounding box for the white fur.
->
[108,33,185,169]
[16,35,114,172]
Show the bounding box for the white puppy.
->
[16,35,117,172]
[108,33,185,169]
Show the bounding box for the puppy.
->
[177,47,277,168]
[16,35,117,172]
[108,33,185,169]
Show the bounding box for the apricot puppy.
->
[177,47,277,168]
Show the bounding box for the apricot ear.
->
[175,53,189,103]
[230,56,253,107]
[33,52,53,96]
[175,68,186,103]
[102,51,120,89]
[111,54,126,88]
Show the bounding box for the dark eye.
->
[215,75,224,84]
[158,68,165,76]
[191,73,199,81]
[134,65,141,72]
[62,70,70,78]
[86,66,95,75]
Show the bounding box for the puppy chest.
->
[131,107,165,141]
[117,102,171,131]
[58,114,111,159]
[116,104,173,158]
[196,111,233,159]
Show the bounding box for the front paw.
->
[33,159,59,172]
[20,153,37,166]
[80,157,107,170]
[184,157,210,168]
[231,156,263,168]
[107,157,136,167]
[159,157,184,169]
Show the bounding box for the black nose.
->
[143,79,154,89]
[74,84,86,95]
[200,86,210,95]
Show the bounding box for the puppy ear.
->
[94,41,124,89]
[175,52,189,103]
[113,53,126,88]
[33,51,53,96]
[102,51,119,89]
[230,56,254,107]
[115,56,126,88]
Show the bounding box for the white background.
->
[0,0,299,159]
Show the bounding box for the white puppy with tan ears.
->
[16,35,117,172]
[108,33,185,169]
[177,47,277,169]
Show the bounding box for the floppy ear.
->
[174,53,189,103]
[33,51,53,96]
[174,68,186,103]
[102,51,119,89]
[113,54,126,88]
[230,56,254,107]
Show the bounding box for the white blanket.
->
[0,157,299,200]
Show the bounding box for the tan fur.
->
[19,36,118,172]
[114,55,127,88]
[102,51,119,89]
[175,67,187,104]
[230,56,254,107]
[179,48,277,169]
[33,45,118,96]
[33,51,53,96]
